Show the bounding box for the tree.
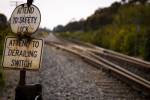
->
[128,0,149,4]
[53,25,64,32]
[0,14,7,29]
[122,0,127,4]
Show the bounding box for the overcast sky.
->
[0,0,121,29]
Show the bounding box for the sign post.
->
[2,1,43,99]
[19,69,26,85]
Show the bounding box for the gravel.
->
[0,34,148,100]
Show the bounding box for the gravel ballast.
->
[0,34,148,100]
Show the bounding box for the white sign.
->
[10,3,41,34]
[2,37,44,70]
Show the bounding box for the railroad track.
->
[45,34,150,96]
[66,37,150,68]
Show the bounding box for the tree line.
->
[53,0,150,61]
[53,0,150,32]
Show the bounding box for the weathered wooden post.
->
[1,1,43,100]
[19,69,26,85]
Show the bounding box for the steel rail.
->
[68,39,150,69]
[45,41,150,92]
[62,37,150,69]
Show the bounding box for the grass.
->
[0,70,4,88]
[0,58,4,89]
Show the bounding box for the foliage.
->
[56,3,150,61]
[53,2,121,32]
[128,0,150,4]
[0,67,4,88]
[0,14,13,88]
[0,14,7,30]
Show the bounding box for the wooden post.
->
[19,69,26,85]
